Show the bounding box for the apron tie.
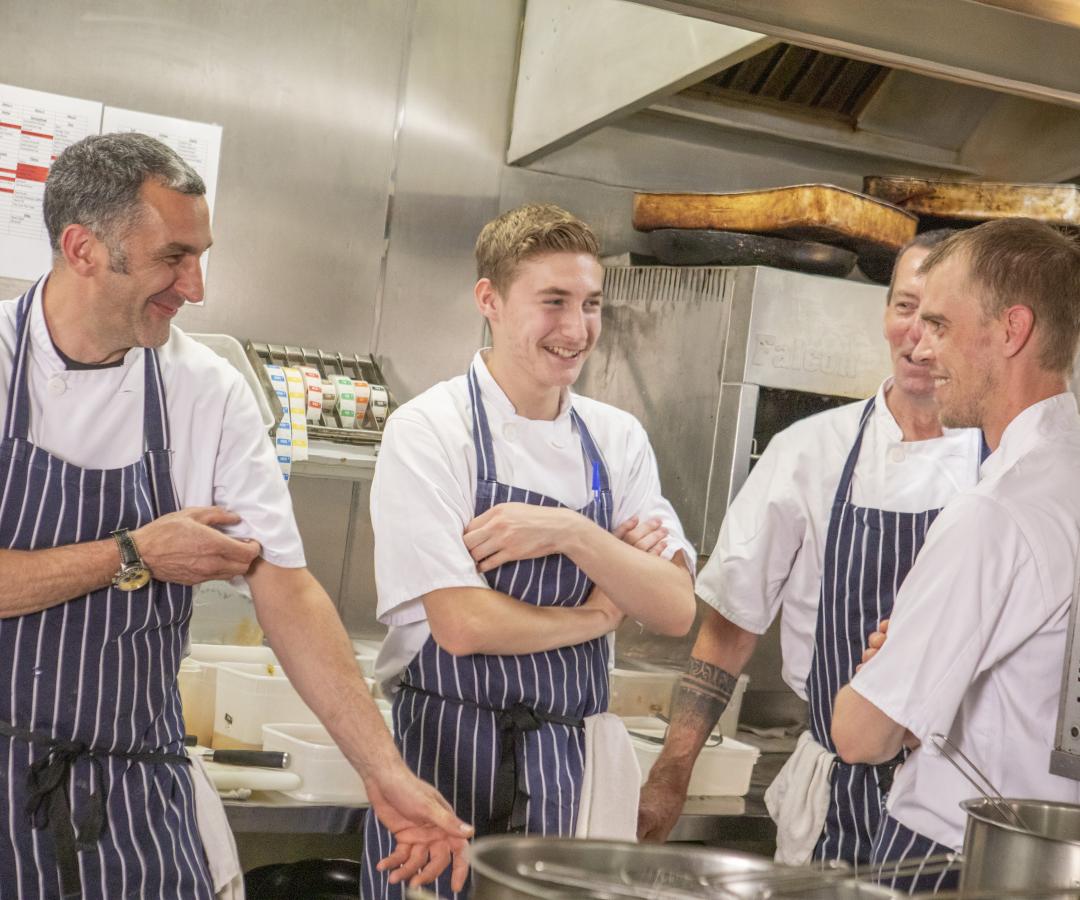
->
[0,719,189,899]
[398,684,585,835]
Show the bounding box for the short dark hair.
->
[475,204,600,293]
[921,218,1080,373]
[44,132,205,272]
[885,229,957,303]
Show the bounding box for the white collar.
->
[981,392,1080,479]
[875,377,972,446]
[31,275,143,390]
[470,349,575,424]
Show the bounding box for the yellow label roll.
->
[282,368,309,463]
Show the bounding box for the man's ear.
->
[58,223,103,276]
[474,277,501,324]
[1001,304,1035,360]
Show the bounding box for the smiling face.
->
[913,252,999,429]
[481,251,603,410]
[884,245,935,399]
[93,178,212,349]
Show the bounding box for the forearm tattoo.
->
[670,656,737,736]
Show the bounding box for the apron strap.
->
[0,718,189,899]
[833,396,876,508]
[4,280,42,442]
[141,347,171,453]
[467,365,499,484]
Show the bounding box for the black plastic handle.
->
[209,749,290,769]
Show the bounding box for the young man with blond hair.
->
[363,203,696,898]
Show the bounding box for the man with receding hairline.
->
[637,232,984,871]
[834,218,1080,894]
[0,131,471,899]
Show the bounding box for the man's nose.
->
[563,306,588,343]
[911,326,933,364]
[175,254,205,304]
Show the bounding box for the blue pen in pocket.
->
[591,459,601,505]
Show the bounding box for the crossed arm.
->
[424,506,695,656]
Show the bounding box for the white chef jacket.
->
[0,282,305,568]
[372,350,696,693]
[851,392,1080,850]
[697,380,983,699]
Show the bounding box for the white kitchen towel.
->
[189,752,246,899]
[764,730,836,866]
[576,712,641,840]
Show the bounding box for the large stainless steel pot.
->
[461,836,903,899]
[961,797,1080,897]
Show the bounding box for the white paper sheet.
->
[102,107,223,295]
[0,84,103,281]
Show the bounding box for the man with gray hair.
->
[0,132,471,898]
[638,230,984,872]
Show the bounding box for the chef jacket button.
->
[502,423,517,441]
[888,446,905,463]
[47,376,66,396]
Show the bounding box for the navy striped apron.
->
[869,804,960,894]
[806,397,943,872]
[0,282,212,899]
[362,366,613,900]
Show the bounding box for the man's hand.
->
[366,761,472,891]
[132,507,261,585]
[637,763,690,843]
[614,516,668,556]
[856,618,889,673]
[464,503,578,573]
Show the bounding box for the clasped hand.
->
[464,505,672,574]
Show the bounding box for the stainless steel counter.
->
[223,752,786,843]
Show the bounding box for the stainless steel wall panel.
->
[0,0,408,351]
[372,0,524,401]
[578,266,734,552]
[740,267,890,398]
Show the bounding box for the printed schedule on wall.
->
[0,83,102,281]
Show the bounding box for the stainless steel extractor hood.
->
[510,0,1080,183]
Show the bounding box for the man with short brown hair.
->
[363,203,697,898]
[834,218,1080,893]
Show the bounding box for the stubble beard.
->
[938,369,996,430]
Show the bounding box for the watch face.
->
[116,567,151,592]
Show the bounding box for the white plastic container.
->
[181,644,279,747]
[262,723,368,803]
[627,719,760,797]
[608,668,679,717]
[214,662,320,750]
[177,659,215,747]
[609,670,749,737]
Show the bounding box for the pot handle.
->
[930,733,1032,832]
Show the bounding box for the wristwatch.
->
[111,528,151,591]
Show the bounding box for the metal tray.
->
[245,341,394,445]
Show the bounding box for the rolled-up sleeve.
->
[696,433,807,635]
[213,371,306,569]
[849,494,1041,749]
[612,419,697,574]
[371,412,487,626]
